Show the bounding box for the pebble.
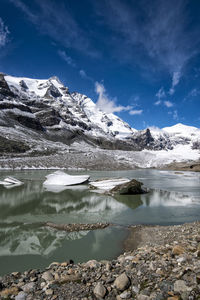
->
[45,288,53,295]
[174,280,191,292]
[85,259,100,268]
[137,295,150,300]
[21,282,35,293]
[119,291,131,299]
[93,282,106,298]
[172,245,185,255]
[15,292,27,300]
[0,221,200,299]
[41,271,54,282]
[114,273,130,291]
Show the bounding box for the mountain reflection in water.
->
[0,169,199,275]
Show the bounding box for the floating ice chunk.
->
[90,178,130,191]
[0,180,12,186]
[0,176,23,187]
[4,177,23,184]
[43,171,90,186]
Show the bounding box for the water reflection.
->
[0,169,200,275]
[0,223,88,256]
[44,184,88,193]
[0,180,127,258]
[0,222,124,259]
[141,189,200,207]
[0,181,126,219]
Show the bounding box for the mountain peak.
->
[163,123,199,134]
[48,76,63,85]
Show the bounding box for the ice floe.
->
[0,176,23,188]
[43,171,90,186]
[89,178,130,192]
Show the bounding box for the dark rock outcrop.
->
[108,179,146,195]
[0,136,30,153]
[0,74,15,98]
[44,85,62,99]
[35,109,61,127]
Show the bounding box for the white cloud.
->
[79,70,94,83]
[57,50,76,67]
[169,71,181,95]
[10,0,98,57]
[156,87,166,100]
[0,18,9,48]
[189,88,199,97]
[173,110,178,120]
[154,87,166,105]
[95,82,131,114]
[129,109,143,115]
[95,0,199,77]
[164,101,174,108]
[154,100,162,106]
[79,70,87,78]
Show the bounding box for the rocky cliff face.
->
[0,73,199,155]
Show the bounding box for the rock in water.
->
[109,179,146,195]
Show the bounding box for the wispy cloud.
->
[129,109,143,116]
[169,71,181,95]
[164,101,174,108]
[168,110,179,121]
[57,50,76,67]
[95,82,131,114]
[173,110,178,120]
[94,0,200,84]
[154,87,166,105]
[154,100,161,106]
[79,69,94,82]
[0,17,9,48]
[188,88,200,97]
[156,87,165,99]
[79,70,87,79]
[9,0,97,57]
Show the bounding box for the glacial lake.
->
[0,169,200,275]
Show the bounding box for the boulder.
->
[108,179,146,195]
[114,273,130,291]
[93,283,106,298]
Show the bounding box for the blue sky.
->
[0,0,200,130]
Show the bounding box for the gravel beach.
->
[0,221,200,299]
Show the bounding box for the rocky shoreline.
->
[163,161,200,172]
[45,222,110,232]
[0,221,200,299]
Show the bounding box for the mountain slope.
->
[1,73,140,151]
[0,73,199,169]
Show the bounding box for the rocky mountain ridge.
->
[0,73,199,157]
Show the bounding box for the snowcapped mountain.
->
[0,73,139,150]
[0,73,199,161]
[150,124,200,150]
